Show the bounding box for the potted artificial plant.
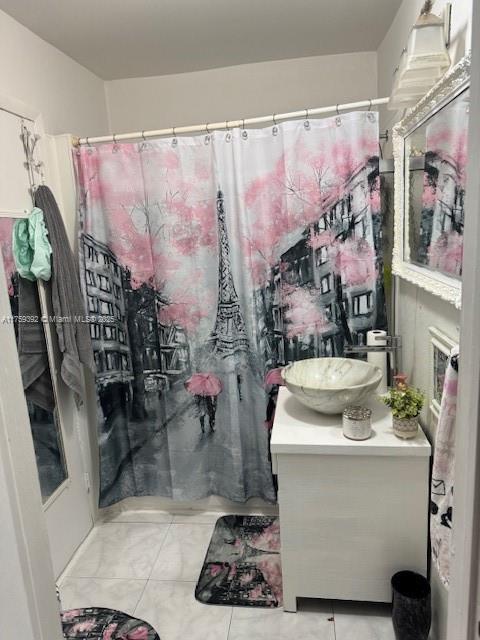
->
[383,378,425,439]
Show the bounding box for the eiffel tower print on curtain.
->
[209,189,249,359]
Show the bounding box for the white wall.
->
[377,2,473,639]
[0,9,108,136]
[0,8,108,573]
[105,52,378,133]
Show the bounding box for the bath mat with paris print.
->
[61,607,160,639]
[195,515,282,607]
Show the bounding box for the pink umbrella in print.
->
[264,367,285,388]
[185,373,223,434]
[185,372,223,397]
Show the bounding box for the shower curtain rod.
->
[73,97,390,147]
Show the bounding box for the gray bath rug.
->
[195,515,282,607]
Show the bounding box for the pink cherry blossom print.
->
[210,563,223,577]
[249,585,264,600]
[428,231,463,277]
[61,609,83,622]
[251,519,281,552]
[75,112,384,511]
[103,623,119,640]
[70,618,96,634]
[257,557,283,603]
[282,284,332,338]
[333,237,376,287]
[124,627,150,640]
[239,571,255,585]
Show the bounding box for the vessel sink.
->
[281,357,383,415]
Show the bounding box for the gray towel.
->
[34,185,95,403]
[18,277,55,413]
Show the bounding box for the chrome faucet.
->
[344,334,402,387]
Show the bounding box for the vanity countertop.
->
[271,387,431,457]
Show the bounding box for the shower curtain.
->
[75,112,386,507]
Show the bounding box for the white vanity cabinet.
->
[271,387,431,612]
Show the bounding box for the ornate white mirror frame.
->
[392,53,471,309]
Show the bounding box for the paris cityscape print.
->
[75,113,386,506]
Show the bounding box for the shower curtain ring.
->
[86,136,93,154]
[172,127,178,146]
[304,108,310,130]
[138,130,147,152]
[225,120,232,142]
[242,118,248,139]
[368,99,373,111]
[335,105,342,127]
[205,123,211,145]
[112,133,119,152]
[272,113,278,136]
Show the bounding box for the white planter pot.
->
[393,416,419,439]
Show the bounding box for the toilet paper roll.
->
[367,329,388,395]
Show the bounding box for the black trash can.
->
[391,571,431,640]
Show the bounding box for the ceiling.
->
[0,0,402,80]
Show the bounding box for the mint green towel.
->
[13,207,52,281]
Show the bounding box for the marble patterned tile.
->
[333,601,395,640]
[59,577,146,615]
[135,580,232,640]
[65,523,170,579]
[150,523,214,581]
[104,509,173,524]
[228,599,335,640]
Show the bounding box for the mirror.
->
[392,54,470,308]
[28,400,67,502]
[406,89,469,278]
[0,218,68,503]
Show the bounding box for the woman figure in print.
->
[185,372,223,434]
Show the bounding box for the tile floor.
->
[58,510,395,640]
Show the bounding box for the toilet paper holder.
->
[344,335,402,387]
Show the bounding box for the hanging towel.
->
[33,185,94,403]
[19,186,95,404]
[17,277,55,412]
[14,207,53,410]
[12,207,52,281]
[430,345,459,588]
